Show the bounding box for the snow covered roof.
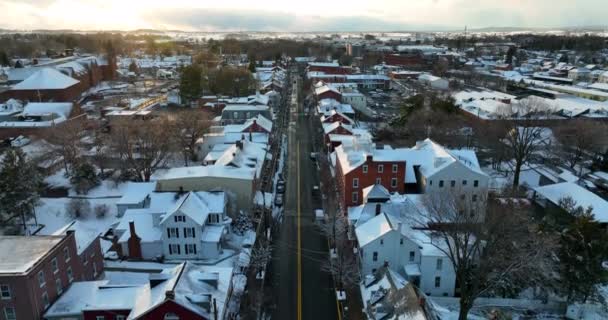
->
[318,99,355,116]
[360,266,427,320]
[315,85,341,96]
[44,281,145,317]
[162,191,226,226]
[22,102,73,119]
[334,138,485,183]
[155,165,256,182]
[53,221,100,255]
[116,210,163,243]
[128,263,233,320]
[413,139,486,178]
[355,212,393,247]
[208,138,270,178]
[535,182,608,222]
[0,235,64,274]
[241,114,273,133]
[117,182,157,205]
[362,184,391,202]
[323,122,352,135]
[222,104,269,112]
[308,62,340,68]
[12,68,79,90]
[321,110,354,124]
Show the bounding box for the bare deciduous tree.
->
[418,189,555,320]
[553,119,606,172]
[502,98,552,188]
[109,118,172,182]
[170,110,213,166]
[45,120,84,174]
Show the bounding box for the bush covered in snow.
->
[66,198,91,219]
[233,211,254,236]
[94,204,108,218]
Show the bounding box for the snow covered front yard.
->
[31,197,119,236]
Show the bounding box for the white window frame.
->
[169,244,180,255]
[0,285,10,300]
[63,247,70,262]
[116,316,126,320]
[42,291,49,308]
[185,244,197,255]
[352,178,359,188]
[377,164,384,173]
[67,267,74,283]
[474,180,479,187]
[168,227,179,238]
[93,262,98,277]
[375,177,381,185]
[164,313,180,320]
[435,276,441,288]
[3,307,16,320]
[38,271,45,287]
[391,178,397,188]
[392,164,398,173]
[96,316,105,320]
[184,227,195,238]
[208,214,220,224]
[51,257,58,274]
[352,192,358,204]
[362,164,368,173]
[55,278,63,295]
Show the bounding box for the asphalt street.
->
[270,76,338,320]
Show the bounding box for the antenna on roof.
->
[463,25,468,52]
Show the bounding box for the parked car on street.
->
[276,181,286,194]
[274,193,284,207]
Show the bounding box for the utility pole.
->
[464,25,468,53]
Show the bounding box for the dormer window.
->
[208,214,220,224]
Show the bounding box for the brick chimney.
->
[127,220,142,260]
[165,290,175,300]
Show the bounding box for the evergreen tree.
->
[559,204,608,303]
[13,60,23,68]
[0,149,41,231]
[128,60,139,74]
[0,51,9,67]
[505,46,517,65]
[179,65,203,104]
[69,161,100,195]
[248,58,256,73]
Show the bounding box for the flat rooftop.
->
[0,235,65,274]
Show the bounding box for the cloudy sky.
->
[0,0,605,31]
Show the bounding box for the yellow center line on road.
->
[297,142,302,320]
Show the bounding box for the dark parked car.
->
[276,181,286,193]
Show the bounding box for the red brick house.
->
[0,234,85,320]
[321,110,353,125]
[45,263,234,320]
[323,122,353,146]
[52,221,104,281]
[315,86,342,102]
[307,62,352,74]
[333,145,406,208]
[241,115,273,134]
[384,53,425,68]
[0,68,83,102]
